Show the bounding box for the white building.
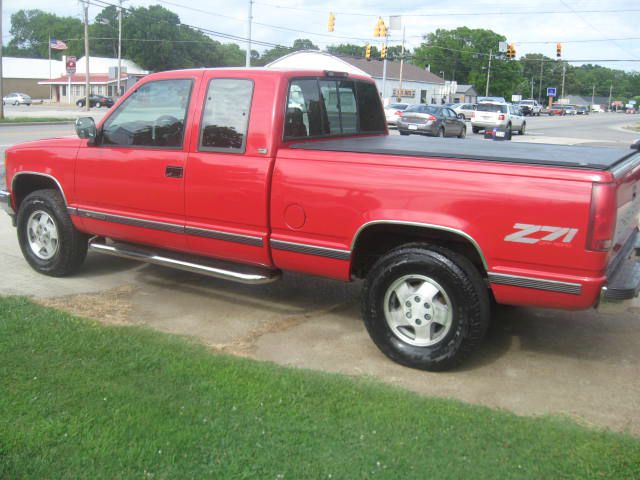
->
[38,56,148,103]
[267,50,456,105]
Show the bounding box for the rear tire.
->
[76,100,83,107]
[519,122,526,135]
[472,126,480,134]
[458,126,466,138]
[362,244,490,371]
[17,189,88,277]
[399,131,410,136]
[96,102,101,108]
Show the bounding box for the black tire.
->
[437,127,445,137]
[17,189,88,277]
[472,126,480,134]
[506,123,512,140]
[362,243,490,371]
[399,130,410,136]
[519,122,526,135]
[458,126,466,139]
[95,102,101,108]
[76,100,83,107]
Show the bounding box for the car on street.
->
[2,68,639,373]
[76,95,115,108]
[517,99,542,116]
[3,93,32,106]
[447,103,476,120]
[384,103,409,127]
[564,105,577,115]
[576,106,589,115]
[397,104,466,137]
[548,104,566,116]
[471,102,526,135]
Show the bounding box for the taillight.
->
[395,110,402,117]
[498,114,505,120]
[426,115,436,121]
[587,183,617,252]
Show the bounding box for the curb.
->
[0,121,76,127]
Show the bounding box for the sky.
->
[3,0,640,72]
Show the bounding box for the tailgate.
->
[611,153,640,260]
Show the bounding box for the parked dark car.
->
[76,95,114,108]
[576,106,589,115]
[397,105,466,138]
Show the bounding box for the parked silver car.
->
[2,92,32,106]
[397,104,466,138]
[471,102,526,135]
[384,103,409,127]
[447,103,476,120]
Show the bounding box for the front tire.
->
[362,244,490,371]
[76,100,83,107]
[519,122,526,135]
[17,189,88,277]
[458,126,466,138]
[95,102,101,108]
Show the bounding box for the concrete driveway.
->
[1,216,639,435]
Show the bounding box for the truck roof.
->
[143,67,373,83]
[290,136,637,171]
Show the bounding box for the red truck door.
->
[74,75,198,251]
[184,71,277,267]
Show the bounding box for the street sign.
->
[630,100,637,105]
[66,56,77,75]
[498,41,508,53]
[547,87,557,97]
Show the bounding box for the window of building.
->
[199,79,253,153]
[101,79,192,148]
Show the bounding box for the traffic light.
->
[328,12,335,32]
[374,17,386,37]
[365,44,371,61]
[556,42,562,58]
[507,43,516,60]
[380,45,387,59]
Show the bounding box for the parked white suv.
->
[518,99,541,116]
[471,102,526,135]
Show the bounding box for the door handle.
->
[165,165,183,178]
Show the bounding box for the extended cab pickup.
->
[2,68,640,371]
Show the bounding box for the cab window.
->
[101,79,192,148]
[199,78,254,153]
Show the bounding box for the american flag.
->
[49,37,68,50]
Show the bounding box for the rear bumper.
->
[598,230,640,313]
[0,189,14,216]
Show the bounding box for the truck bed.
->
[290,136,636,171]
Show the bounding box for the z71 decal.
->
[504,223,579,245]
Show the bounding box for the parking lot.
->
[1,112,639,434]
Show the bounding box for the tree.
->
[5,9,83,59]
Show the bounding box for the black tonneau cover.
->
[290,136,636,171]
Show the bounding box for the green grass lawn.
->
[1,296,638,479]
[0,117,75,124]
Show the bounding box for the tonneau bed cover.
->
[290,136,638,171]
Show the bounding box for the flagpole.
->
[48,34,52,102]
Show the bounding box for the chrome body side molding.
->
[11,171,69,205]
[488,272,582,295]
[270,239,351,260]
[185,226,263,247]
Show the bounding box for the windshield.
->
[477,104,508,113]
[520,101,533,105]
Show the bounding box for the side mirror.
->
[630,138,640,150]
[75,117,97,141]
[457,113,465,120]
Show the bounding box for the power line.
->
[253,1,640,18]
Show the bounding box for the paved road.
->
[1,114,639,435]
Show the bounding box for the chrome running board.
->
[88,238,281,285]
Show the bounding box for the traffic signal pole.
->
[485,49,492,96]
[381,37,388,101]
[245,0,253,67]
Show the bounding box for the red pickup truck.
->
[2,68,639,371]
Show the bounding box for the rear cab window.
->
[284,76,385,141]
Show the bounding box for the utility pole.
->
[561,62,566,100]
[485,49,492,97]
[591,85,595,109]
[538,57,544,103]
[381,34,388,101]
[397,26,405,102]
[0,0,4,120]
[117,0,125,96]
[83,0,90,112]
[530,77,534,99]
[608,83,613,112]
[245,0,253,67]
